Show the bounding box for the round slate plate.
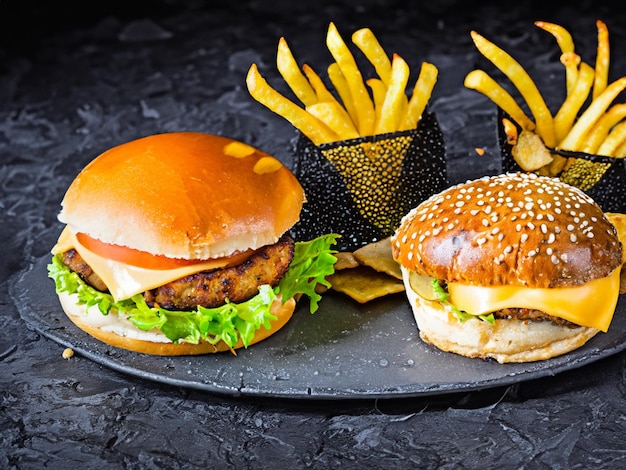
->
[11,256,626,400]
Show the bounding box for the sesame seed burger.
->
[391,172,623,363]
[47,132,338,355]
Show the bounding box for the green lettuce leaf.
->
[47,233,339,349]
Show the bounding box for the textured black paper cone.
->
[498,108,626,213]
[292,112,446,251]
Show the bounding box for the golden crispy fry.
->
[581,103,626,153]
[352,27,393,85]
[399,62,439,132]
[246,64,339,145]
[248,24,437,144]
[327,62,358,129]
[593,20,610,100]
[597,120,626,156]
[375,53,410,134]
[535,20,577,93]
[502,117,518,145]
[301,64,359,140]
[276,37,318,107]
[616,140,626,158]
[534,20,575,52]
[559,76,626,151]
[366,77,387,126]
[554,62,594,144]
[306,101,360,140]
[301,64,336,103]
[559,52,581,95]
[326,22,376,136]
[463,69,535,131]
[470,30,555,147]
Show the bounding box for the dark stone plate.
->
[11,256,626,400]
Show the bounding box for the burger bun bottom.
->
[401,268,599,363]
[58,291,295,356]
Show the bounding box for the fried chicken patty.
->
[61,234,295,310]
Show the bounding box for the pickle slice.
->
[408,271,439,301]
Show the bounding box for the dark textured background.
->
[2,0,626,468]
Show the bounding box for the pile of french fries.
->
[246,23,438,146]
[464,20,626,176]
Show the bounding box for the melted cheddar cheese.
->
[448,270,621,332]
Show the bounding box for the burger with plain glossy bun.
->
[48,132,337,355]
[391,172,623,363]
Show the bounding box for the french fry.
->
[326,22,376,136]
[247,23,438,145]
[581,103,626,153]
[375,53,410,134]
[553,61,594,144]
[463,69,535,131]
[593,20,610,100]
[246,64,339,145]
[302,62,359,136]
[351,27,392,85]
[301,64,336,103]
[399,62,439,131]
[559,51,581,97]
[327,62,358,129]
[616,139,626,158]
[470,30,556,148]
[276,37,318,107]
[597,120,626,157]
[502,117,519,145]
[559,76,626,151]
[535,20,577,93]
[366,78,387,127]
[306,101,360,140]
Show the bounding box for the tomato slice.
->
[75,233,246,270]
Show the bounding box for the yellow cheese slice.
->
[448,269,621,332]
[52,227,239,302]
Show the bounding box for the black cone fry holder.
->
[292,112,447,252]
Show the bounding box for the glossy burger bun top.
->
[58,132,305,260]
[392,172,622,288]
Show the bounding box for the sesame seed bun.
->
[58,132,305,260]
[392,173,623,363]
